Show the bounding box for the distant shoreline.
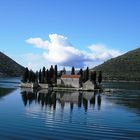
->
[103,80,140,83]
[1,76,140,83]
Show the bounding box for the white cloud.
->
[26,38,49,50]
[25,34,122,70]
[88,44,121,60]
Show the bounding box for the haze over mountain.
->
[93,48,140,81]
[0,52,25,77]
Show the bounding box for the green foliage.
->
[42,67,46,83]
[85,67,89,81]
[54,65,58,83]
[93,48,140,81]
[91,71,96,83]
[78,68,83,76]
[49,65,55,83]
[71,66,75,75]
[22,68,36,83]
[22,67,29,82]
[98,71,102,84]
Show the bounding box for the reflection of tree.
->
[21,90,56,110]
[83,98,88,112]
[78,93,82,108]
[90,94,96,107]
[70,102,73,111]
[20,89,102,111]
[21,91,28,106]
[97,94,101,110]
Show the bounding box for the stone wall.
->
[20,82,38,88]
[83,80,95,90]
[39,83,49,89]
[61,78,80,88]
[57,79,62,85]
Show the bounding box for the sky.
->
[0,0,140,70]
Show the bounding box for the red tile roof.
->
[61,74,81,79]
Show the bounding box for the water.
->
[0,78,140,140]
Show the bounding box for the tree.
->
[98,71,102,84]
[63,67,66,75]
[28,70,34,83]
[85,67,89,81]
[71,66,75,75]
[54,65,58,83]
[78,68,83,76]
[78,68,83,79]
[42,67,46,83]
[46,69,50,84]
[31,71,36,82]
[22,67,29,83]
[91,71,96,83]
[78,68,83,86]
[50,65,54,83]
[35,71,39,83]
[58,70,63,78]
[83,70,86,82]
[39,69,42,83]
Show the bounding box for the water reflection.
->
[20,89,102,112]
[0,88,15,99]
[97,94,101,110]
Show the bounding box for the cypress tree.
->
[42,67,46,83]
[63,67,66,74]
[35,71,39,83]
[54,65,58,83]
[85,67,89,81]
[39,69,42,83]
[47,69,51,84]
[83,70,86,82]
[79,68,83,76]
[91,71,96,83]
[58,70,63,78]
[28,70,32,83]
[22,67,29,83]
[45,69,49,83]
[50,65,54,83]
[98,71,102,84]
[78,68,83,81]
[31,71,36,82]
[71,66,75,75]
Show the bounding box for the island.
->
[20,65,102,91]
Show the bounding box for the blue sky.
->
[0,0,140,70]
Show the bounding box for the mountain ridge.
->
[0,51,25,77]
[92,48,140,81]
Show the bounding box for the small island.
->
[20,65,102,91]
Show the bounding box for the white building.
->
[83,80,95,90]
[57,74,81,88]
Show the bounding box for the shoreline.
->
[102,80,140,83]
[19,82,102,92]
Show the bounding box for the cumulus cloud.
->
[26,34,86,68]
[26,34,122,69]
[88,44,121,60]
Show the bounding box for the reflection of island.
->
[21,88,56,110]
[97,94,101,110]
[0,88,15,99]
[21,89,102,111]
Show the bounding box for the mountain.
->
[0,52,25,77]
[92,48,140,81]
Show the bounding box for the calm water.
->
[0,78,140,140]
